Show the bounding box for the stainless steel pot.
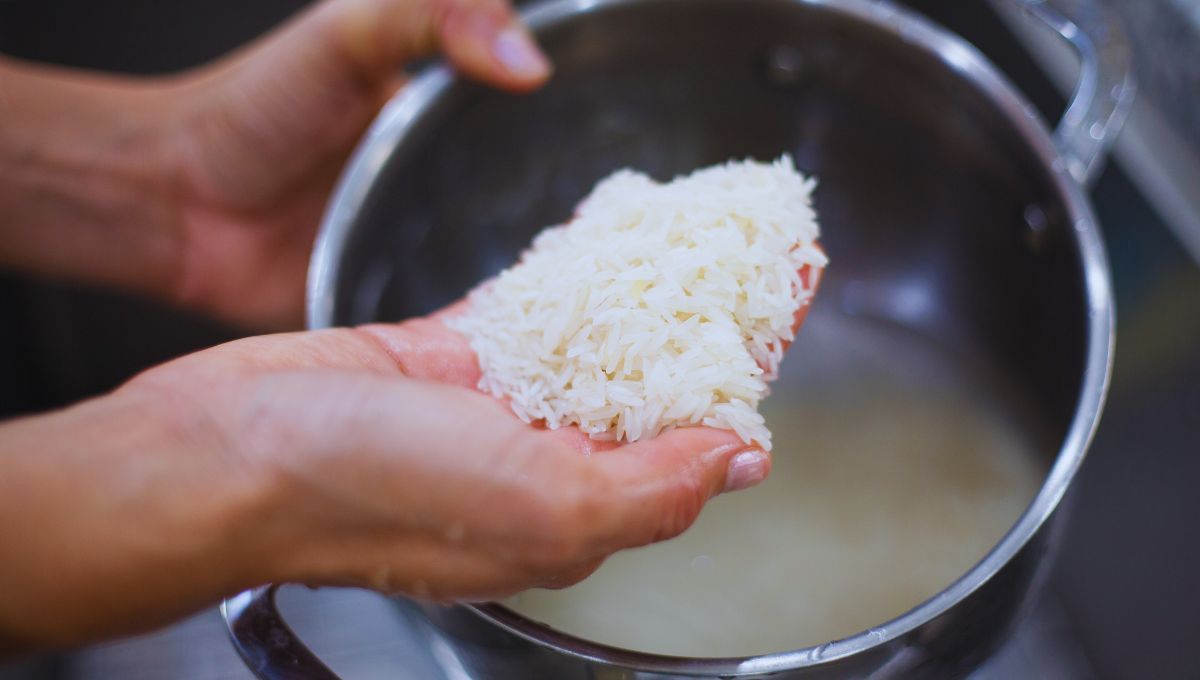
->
[224,0,1133,677]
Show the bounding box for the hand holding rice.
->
[448,156,826,450]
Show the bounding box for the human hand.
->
[0,306,769,650]
[0,0,549,331]
[160,0,552,329]
[138,310,769,599]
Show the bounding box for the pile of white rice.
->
[447,156,826,450]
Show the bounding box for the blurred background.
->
[0,1,1197,678]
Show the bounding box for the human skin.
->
[0,0,552,330]
[0,307,773,653]
[0,0,798,655]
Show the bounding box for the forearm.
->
[0,386,272,652]
[0,57,183,297]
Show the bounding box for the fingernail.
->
[493,26,551,78]
[723,449,770,493]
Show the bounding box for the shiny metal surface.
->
[227,0,1129,677]
[1012,0,1135,185]
[222,587,339,680]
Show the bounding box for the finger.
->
[427,298,472,322]
[154,300,479,386]
[347,296,485,384]
[294,534,552,602]
[314,0,550,92]
[277,380,607,598]
[587,427,771,552]
[546,426,620,455]
[356,317,480,386]
[775,257,825,361]
[440,1,552,90]
[378,73,411,106]
[791,261,824,337]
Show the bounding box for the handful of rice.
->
[448,156,826,450]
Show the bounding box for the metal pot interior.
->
[323,0,1096,663]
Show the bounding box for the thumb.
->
[174,0,551,214]
[313,0,551,91]
[590,428,772,551]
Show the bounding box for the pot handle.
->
[222,586,342,680]
[1005,0,1135,186]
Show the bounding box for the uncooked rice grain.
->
[447,156,826,450]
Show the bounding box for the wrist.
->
[0,384,278,648]
[111,379,292,599]
[0,57,184,299]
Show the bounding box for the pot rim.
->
[306,0,1115,674]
